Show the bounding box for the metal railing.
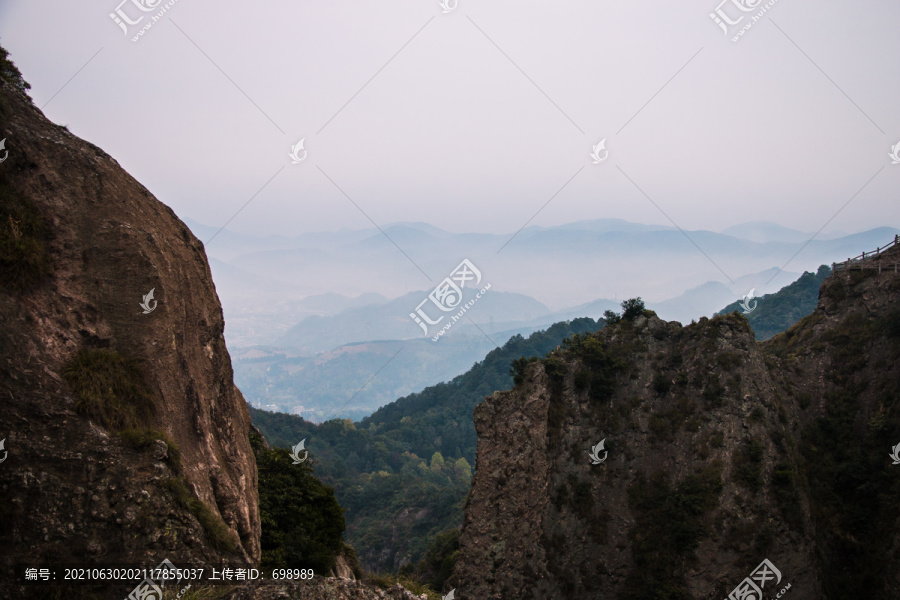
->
[832,234,900,273]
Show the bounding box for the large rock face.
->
[456,256,900,599]
[0,66,260,590]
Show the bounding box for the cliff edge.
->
[456,256,900,599]
[0,54,260,591]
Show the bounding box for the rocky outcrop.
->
[456,259,900,599]
[0,59,260,592]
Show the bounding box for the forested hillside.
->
[249,317,603,575]
[717,265,830,339]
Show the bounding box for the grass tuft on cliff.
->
[118,428,183,474]
[0,186,52,294]
[63,349,156,431]
[162,477,239,554]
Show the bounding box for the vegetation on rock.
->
[63,349,156,431]
[0,186,51,294]
[250,427,346,574]
[718,266,831,340]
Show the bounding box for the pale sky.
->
[1,0,898,239]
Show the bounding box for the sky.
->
[0,0,898,242]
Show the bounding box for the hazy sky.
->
[1,0,898,240]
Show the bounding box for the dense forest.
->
[717,265,830,339]
[250,317,604,577]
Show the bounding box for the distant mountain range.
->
[234,333,506,422]
[183,216,897,349]
[213,221,897,420]
[232,264,837,420]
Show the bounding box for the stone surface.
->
[454,262,900,599]
[0,74,260,583]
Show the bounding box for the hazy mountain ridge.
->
[234,268,808,419]
[190,216,899,349]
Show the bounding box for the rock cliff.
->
[456,254,900,599]
[0,52,430,600]
[0,54,260,592]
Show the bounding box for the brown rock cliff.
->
[0,61,261,592]
[455,259,900,599]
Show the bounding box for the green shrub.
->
[621,297,646,321]
[251,431,346,573]
[0,42,30,94]
[413,527,459,592]
[63,349,155,431]
[509,356,537,386]
[559,333,625,405]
